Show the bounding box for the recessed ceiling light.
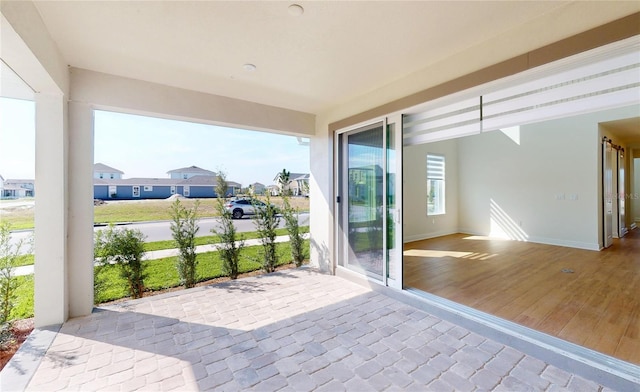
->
[288,4,304,16]
[242,63,257,72]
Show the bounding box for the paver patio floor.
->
[16,268,605,391]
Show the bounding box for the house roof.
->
[290,173,309,181]
[3,179,34,184]
[178,175,217,185]
[167,165,216,176]
[94,178,177,186]
[94,163,124,174]
[94,175,241,188]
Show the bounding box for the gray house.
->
[1,178,35,198]
[167,165,216,180]
[273,172,309,196]
[93,164,240,200]
[94,162,124,180]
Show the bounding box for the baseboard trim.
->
[406,230,600,251]
[403,230,458,243]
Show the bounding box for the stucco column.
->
[309,123,334,273]
[34,92,68,327]
[68,101,95,317]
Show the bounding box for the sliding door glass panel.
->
[345,123,384,279]
[387,122,398,281]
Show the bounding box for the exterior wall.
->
[94,184,223,200]
[140,186,173,199]
[2,1,75,327]
[70,68,316,137]
[187,186,216,198]
[67,101,95,320]
[309,123,334,273]
[94,185,109,199]
[94,172,122,180]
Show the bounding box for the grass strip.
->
[96,240,309,304]
[2,197,310,230]
[10,275,34,320]
[13,240,309,320]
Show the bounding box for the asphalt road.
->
[9,213,309,253]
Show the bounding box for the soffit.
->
[30,1,640,115]
[27,1,564,114]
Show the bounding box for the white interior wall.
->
[403,139,458,242]
[457,106,639,251]
[458,121,597,249]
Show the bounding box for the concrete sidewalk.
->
[3,268,605,391]
[14,235,304,277]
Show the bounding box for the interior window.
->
[427,154,445,215]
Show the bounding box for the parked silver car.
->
[225,198,277,219]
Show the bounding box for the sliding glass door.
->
[336,116,402,288]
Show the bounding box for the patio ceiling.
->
[29,1,640,115]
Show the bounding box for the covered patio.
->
[3,269,604,391]
[2,1,640,390]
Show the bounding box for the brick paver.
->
[20,268,605,391]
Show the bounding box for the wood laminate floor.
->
[404,228,640,364]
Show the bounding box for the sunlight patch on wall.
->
[489,198,529,241]
[500,126,521,145]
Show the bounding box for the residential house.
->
[93,164,239,199]
[167,165,216,180]
[5,2,640,388]
[273,172,309,196]
[93,162,123,180]
[266,185,280,197]
[178,174,240,198]
[1,178,35,198]
[249,182,265,195]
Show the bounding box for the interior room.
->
[402,105,640,364]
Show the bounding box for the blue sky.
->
[0,97,309,187]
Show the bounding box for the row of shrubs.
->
[94,171,308,301]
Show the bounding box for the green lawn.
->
[12,240,310,320]
[10,275,34,320]
[1,197,310,230]
[4,197,310,321]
